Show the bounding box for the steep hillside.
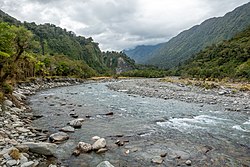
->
[124,43,163,64]
[178,26,250,80]
[0,10,135,74]
[147,2,250,68]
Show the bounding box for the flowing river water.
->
[29,80,250,167]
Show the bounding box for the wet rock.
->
[60,126,75,133]
[77,142,92,153]
[21,161,34,167]
[201,145,213,154]
[68,118,84,128]
[105,112,114,116]
[22,142,58,156]
[92,136,101,141]
[160,152,167,157]
[185,160,192,166]
[96,161,115,167]
[69,113,78,118]
[32,114,43,119]
[115,140,124,146]
[49,132,69,142]
[92,138,106,150]
[3,100,13,107]
[125,150,130,154]
[96,148,108,154]
[72,149,81,156]
[151,156,163,164]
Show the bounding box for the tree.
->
[0,22,33,83]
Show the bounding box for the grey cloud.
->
[1,0,249,51]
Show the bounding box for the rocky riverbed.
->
[0,78,89,167]
[26,78,250,167]
[1,78,249,167]
[108,78,250,114]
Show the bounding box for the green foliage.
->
[148,2,250,68]
[177,26,250,81]
[1,82,13,94]
[35,54,97,78]
[103,51,136,74]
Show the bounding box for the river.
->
[29,80,250,167]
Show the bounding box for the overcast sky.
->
[1,0,249,51]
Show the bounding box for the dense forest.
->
[0,10,136,98]
[176,26,250,80]
[144,2,250,68]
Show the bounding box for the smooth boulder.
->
[22,142,57,156]
[92,138,106,150]
[69,118,84,128]
[49,132,69,142]
[60,126,75,133]
[96,161,115,167]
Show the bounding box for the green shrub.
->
[1,83,13,94]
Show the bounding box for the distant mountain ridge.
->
[127,2,250,69]
[123,43,163,64]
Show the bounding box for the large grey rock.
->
[77,142,92,153]
[60,126,75,133]
[69,118,84,128]
[96,161,115,167]
[3,100,13,107]
[92,138,106,150]
[49,132,69,142]
[22,142,58,156]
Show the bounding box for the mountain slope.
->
[0,10,135,74]
[124,43,163,64]
[147,2,250,69]
[178,26,250,80]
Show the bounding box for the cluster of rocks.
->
[0,78,90,167]
[108,79,250,113]
[73,137,108,156]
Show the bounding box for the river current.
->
[29,81,250,166]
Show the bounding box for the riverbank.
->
[108,78,250,114]
[0,78,89,167]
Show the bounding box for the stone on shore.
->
[92,138,106,150]
[22,142,58,156]
[21,161,35,167]
[96,161,115,167]
[3,100,13,107]
[49,132,69,142]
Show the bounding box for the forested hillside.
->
[0,9,135,74]
[177,26,250,80]
[147,2,250,68]
[0,9,136,81]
